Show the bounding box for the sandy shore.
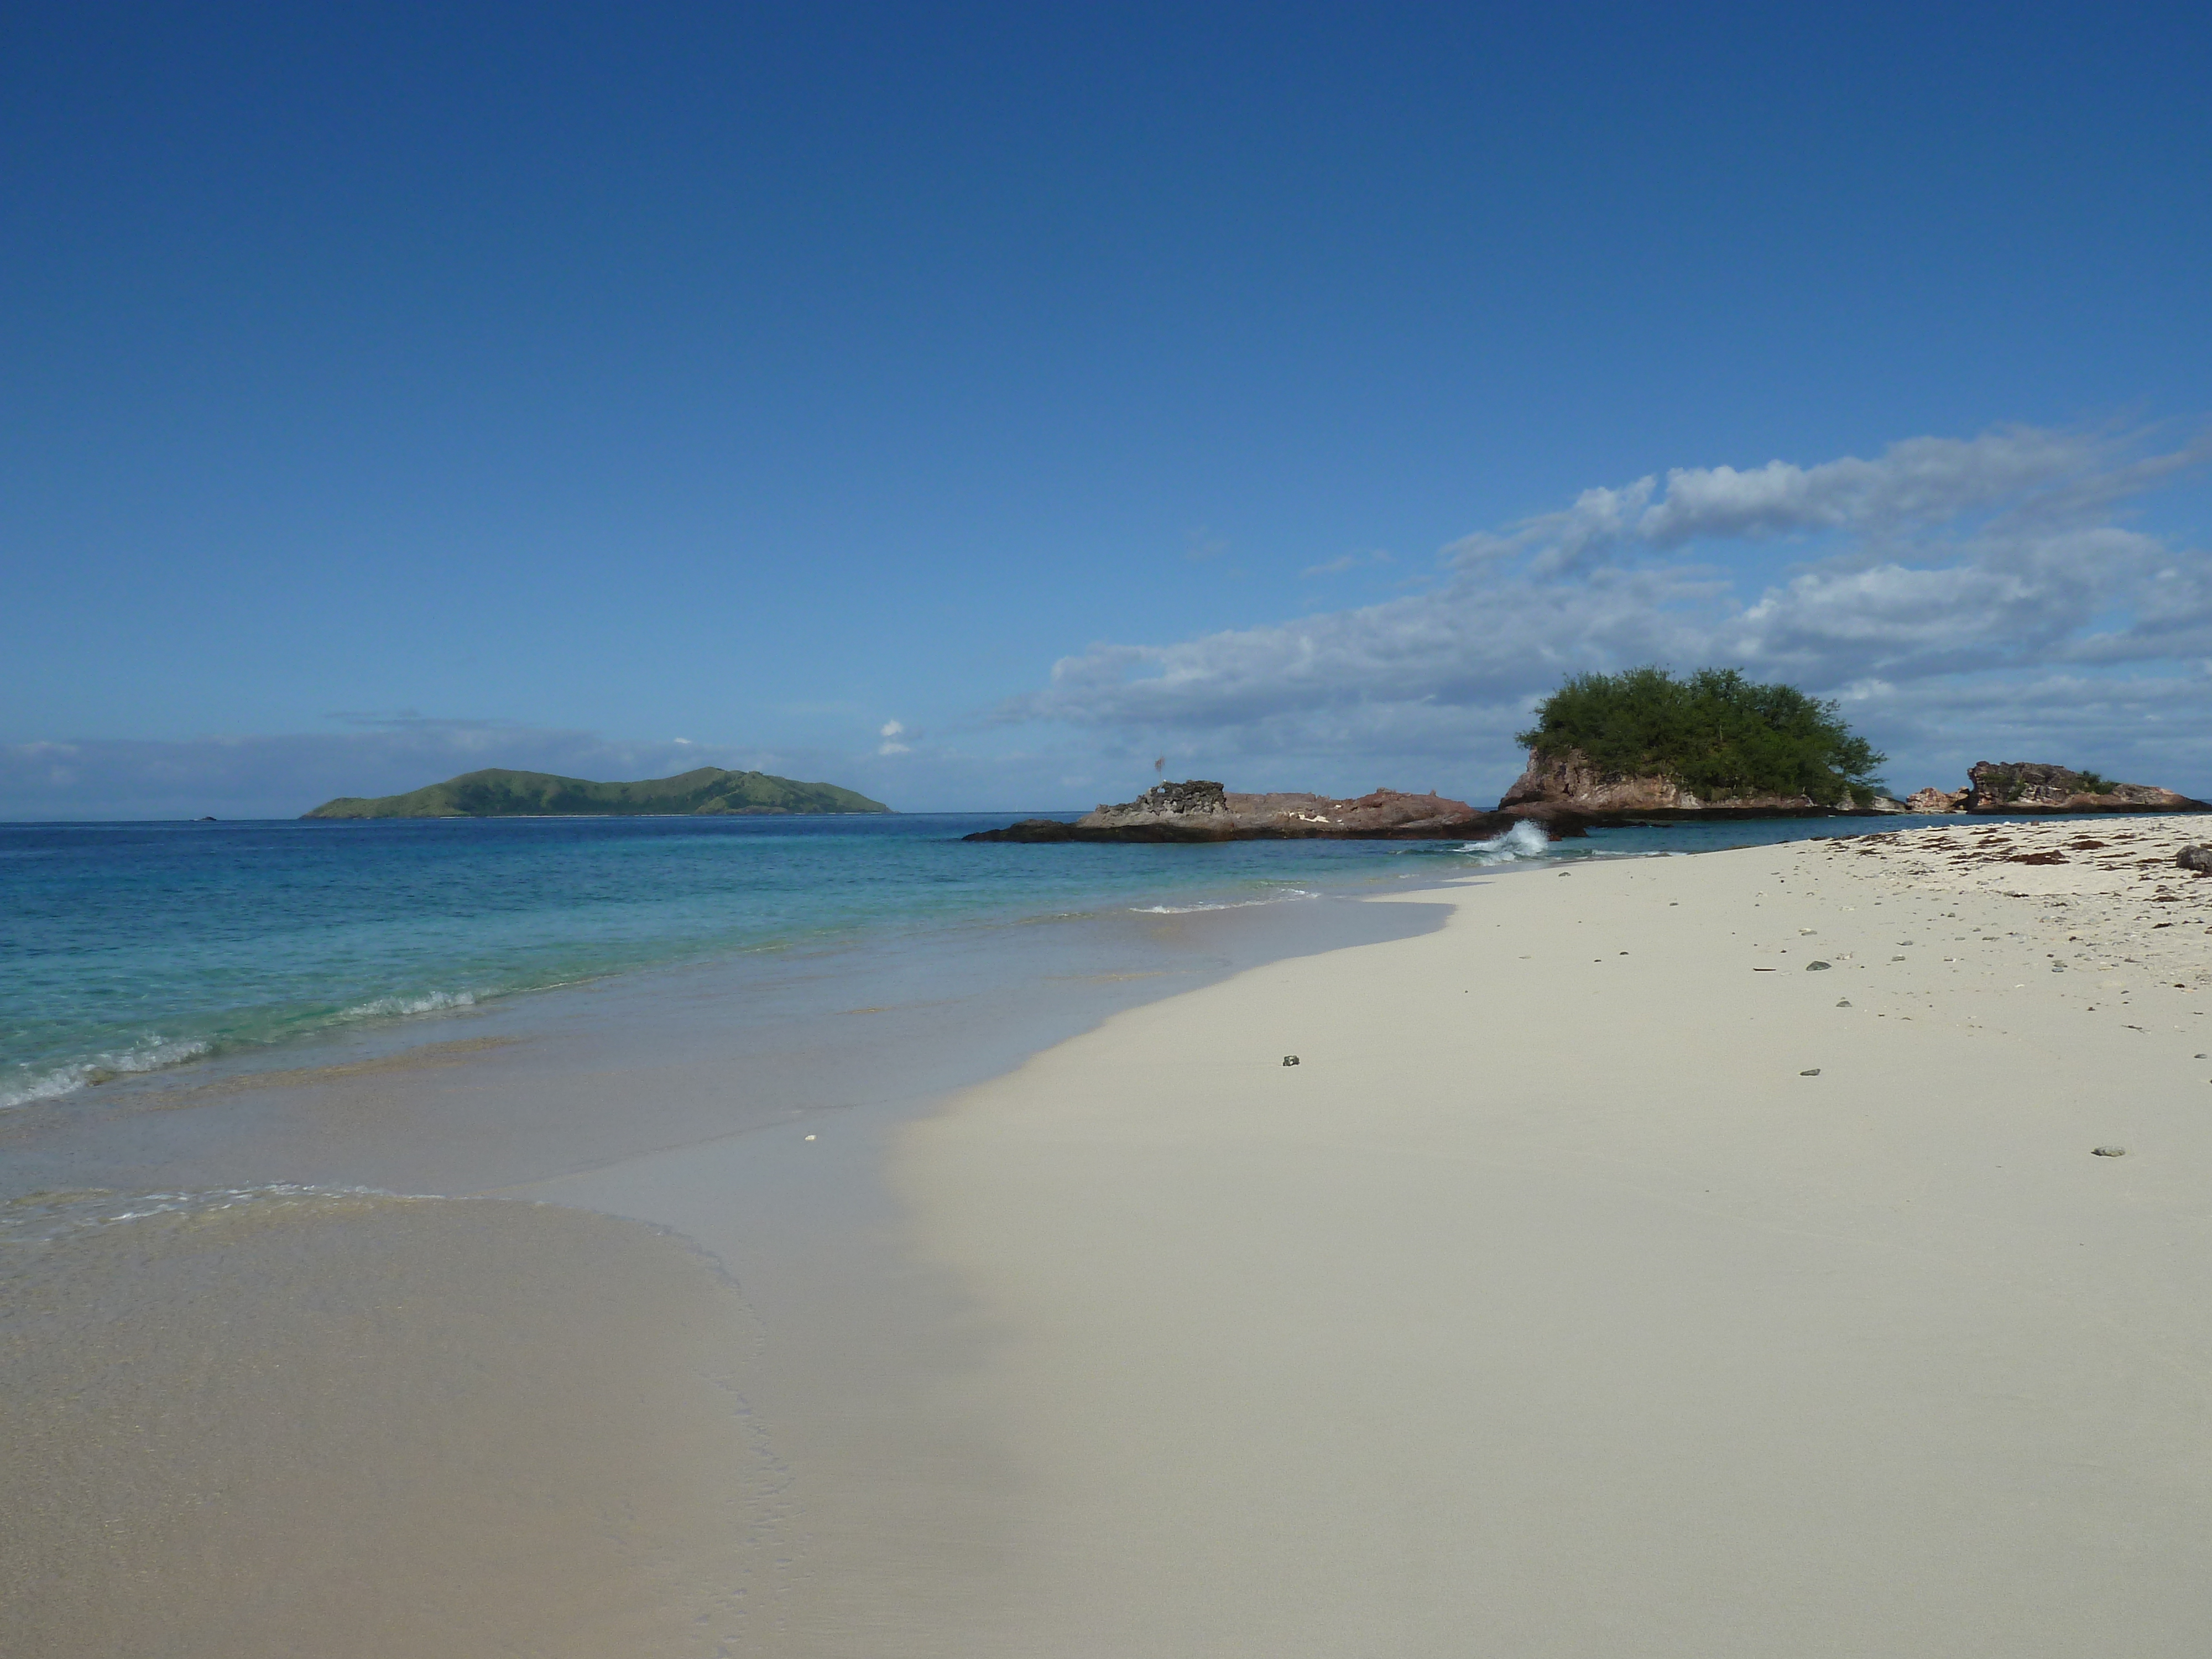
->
[902,816,2212,1656]
[0,1190,774,1658]
[11,817,2212,1655]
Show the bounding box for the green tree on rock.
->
[1516,666,1887,807]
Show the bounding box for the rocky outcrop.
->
[1497,749,1847,819]
[1962,761,2203,815]
[965,781,1547,843]
[1906,787,1969,813]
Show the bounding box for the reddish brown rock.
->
[966,780,1540,843]
[1963,761,2203,815]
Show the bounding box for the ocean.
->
[2,808,1973,1114]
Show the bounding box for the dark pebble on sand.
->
[1807,961,1831,971]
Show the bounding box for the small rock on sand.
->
[2092,1146,2127,1157]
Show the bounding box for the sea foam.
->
[1130,888,1320,915]
[336,988,481,1021]
[0,1035,215,1111]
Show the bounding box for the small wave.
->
[1129,888,1319,915]
[1458,821,1554,863]
[0,1035,214,1111]
[336,988,481,1021]
[1,988,490,1112]
[0,1183,419,1248]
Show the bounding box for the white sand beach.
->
[902,817,2212,1656]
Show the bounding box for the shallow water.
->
[1,810,2008,1111]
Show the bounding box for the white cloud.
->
[1003,424,2212,796]
[878,719,911,755]
[1635,429,2098,547]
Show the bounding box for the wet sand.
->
[0,1190,773,1659]
[902,817,2212,1656]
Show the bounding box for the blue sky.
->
[5,2,2209,817]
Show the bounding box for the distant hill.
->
[303,766,891,820]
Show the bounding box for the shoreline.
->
[0,811,1491,1115]
[2,878,1461,1657]
[11,815,2212,1651]
[3,808,2117,1116]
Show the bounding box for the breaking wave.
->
[336,989,480,1021]
[1,987,491,1112]
[0,1035,215,1111]
[1458,821,1554,863]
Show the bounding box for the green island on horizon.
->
[302,766,892,820]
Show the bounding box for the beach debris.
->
[1835,999,1851,1007]
[1799,1068,1822,1076]
[1282,1055,1300,1066]
[804,1134,816,1141]
[2091,1145,2127,1157]
[1807,961,1832,971]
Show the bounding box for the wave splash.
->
[1459,820,1554,863]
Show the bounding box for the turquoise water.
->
[1,810,1973,1109]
